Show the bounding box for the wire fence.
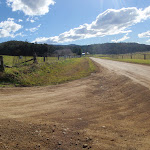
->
[0,54,81,72]
[99,53,150,60]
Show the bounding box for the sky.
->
[0,0,150,45]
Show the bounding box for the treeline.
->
[0,41,150,56]
[81,43,150,54]
[0,41,52,56]
[0,41,82,56]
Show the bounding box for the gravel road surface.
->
[91,57,150,89]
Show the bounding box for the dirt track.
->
[1,58,150,150]
[91,57,150,89]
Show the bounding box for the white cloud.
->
[30,19,35,23]
[6,0,55,16]
[26,24,41,32]
[0,18,22,38]
[26,18,36,23]
[146,39,150,43]
[138,30,150,38]
[112,34,130,43]
[138,30,150,43]
[18,19,23,22]
[34,6,150,44]
[15,32,25,37]
[143,6,150,19]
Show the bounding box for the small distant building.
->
[82,52,90,56]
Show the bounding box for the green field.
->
[3,55,65,66]
[95,53,150,65]
[0,56,97,87]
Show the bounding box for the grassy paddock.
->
[0,57,97,87]
[102,57,150,65]
[95,54,150,65]
[3,55,64,66]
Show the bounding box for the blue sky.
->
[0,0,150,45]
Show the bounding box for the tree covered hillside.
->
[81,43,150,54]
[0,41,150,56]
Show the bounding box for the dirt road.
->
[0,59,150,150]
[91,57,150,89]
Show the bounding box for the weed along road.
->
[1,59,150,149]
[91,57,150,89]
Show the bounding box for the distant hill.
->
[0,41,150,56]
[81,43,150,54]
[55,43,150,54]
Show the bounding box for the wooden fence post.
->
[43,53,47,62]
[0,56,4,72]
[144,54,146,60]
[131,54,132,59]
[43,54,46,62]
[33,53,38,63]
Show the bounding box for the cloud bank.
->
[6,0,55,16]
[34,6,150,44]
[0,18,22,38]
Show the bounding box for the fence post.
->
[144,54,146,60]
[0,56,4,72]
[131,54,132,59]
[58,55,59,60]
[43,53,47,62]
[33,52,38,63]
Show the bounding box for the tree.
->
[77,48,82,56]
